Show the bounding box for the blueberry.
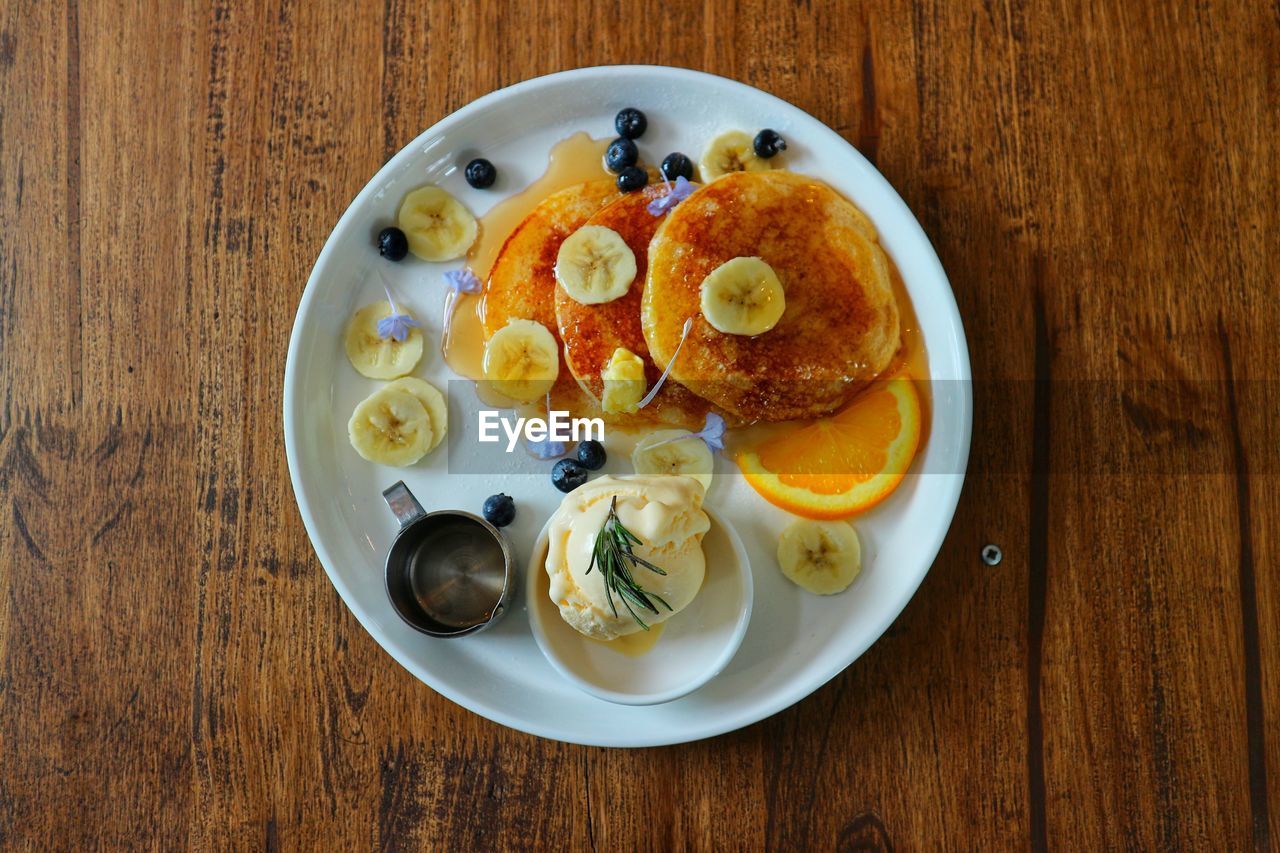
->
[551,458,588,493]
[464,158,497,189]
[605,138,638,173]
[377,227,409,261]
[660,152,694,181]
[576,439,606,471]
[482,493,516,527]
[614,107,647,139]
[616,166,648,193]
[753,129,787,159]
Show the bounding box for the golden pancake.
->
[642,170,901,422]
[555,184,713,429]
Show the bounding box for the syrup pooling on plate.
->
[588,622,666,657]
[442,132,613,382]
[887,262,929,409]
[887,261,931,451]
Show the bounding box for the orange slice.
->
[735,376,922,519]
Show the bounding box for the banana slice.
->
[384,377,448,452]
[344,302,425,379]
[776,519,861,595]
[601,347,646,413]
[631,429,713,491]
[700,257,786,336]
[554,225,636,305]
[347,387,434,467]
[398,186,478,261]
[481,319,561,403]
[699,130,773,181]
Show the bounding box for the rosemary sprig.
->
[586,497,672,630]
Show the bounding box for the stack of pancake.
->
[480,169,901,427]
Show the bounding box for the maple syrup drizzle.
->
[587,622,667,657]
[442,133,611,383]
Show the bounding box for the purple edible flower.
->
[376,284,421,342]
[444,267,481,294]
[645,412,727,454]
[525,393,567,459]
[646,176,696,216]
[692,412,727,452]
[526,436,567,460]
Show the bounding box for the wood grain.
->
[0,0,1275,848]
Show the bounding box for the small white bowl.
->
[526,508,753,706]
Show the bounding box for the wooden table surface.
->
[2,0,1276,848]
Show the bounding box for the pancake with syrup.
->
[642,170,901,422]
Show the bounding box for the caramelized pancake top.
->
[481,177,621,337]
[642,170,901,422]
[555,185,713,429]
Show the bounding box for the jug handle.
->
[382,481,426,528]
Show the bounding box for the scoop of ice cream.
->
[545,474,710,640]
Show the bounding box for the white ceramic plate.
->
[284,65,971,747]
